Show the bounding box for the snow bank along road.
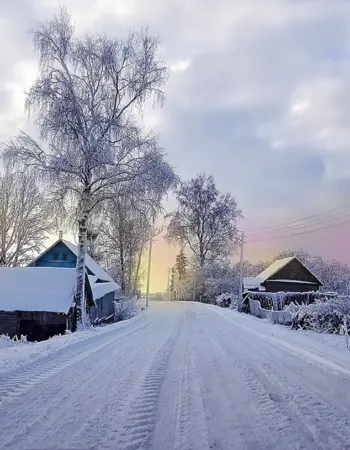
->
[2,302,350,450]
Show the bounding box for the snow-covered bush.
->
[288,296,350,334]
[0,334,27,348]
[247,291,331,311]
[216,293,233,308]
[114,298,137,322]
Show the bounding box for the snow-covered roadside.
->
[3,301,350,449]
[205,304,350,375]
[0,310,145,376]
[0,335,28,350]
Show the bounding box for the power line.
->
[246,209,350,237]
[244,203,350,233]
[246,216,350,243]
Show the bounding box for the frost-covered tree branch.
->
[0,170,54,267]
[3,7,174,328]
[166,174,242,267]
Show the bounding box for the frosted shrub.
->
[0,334,27,346]
[114,298,137,322]
[248,291,331,311]
[289,296,350,334]
[216,293,234,308]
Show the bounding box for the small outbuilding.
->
[243,256,323,293]
[0,267,93,341]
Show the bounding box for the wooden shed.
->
[243,256,323,294]
[0,267,93,341]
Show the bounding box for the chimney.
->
[59,230,63,240]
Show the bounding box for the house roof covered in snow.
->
[243,256,323,290]
[256,257,295,282]
[29,239,120,299]
[0,267,77,313]
[62,240,114,283]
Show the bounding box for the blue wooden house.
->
[29,238,120,322]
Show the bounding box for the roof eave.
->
[263,256,324,286]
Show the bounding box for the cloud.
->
[1,0,350,265]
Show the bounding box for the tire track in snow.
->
[23,330,151,450]
[207,318,318,450]
[0,323,152,450]
[173,340,197,450]
[72,314,185,449]
[261,358,350,450]
[115,318,183,450]
[193,322,261,450]
[0,322,150,407]
[222,317,350,450]
[171,312,210,450]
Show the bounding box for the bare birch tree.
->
[4,8,174,327]
[0,170,53,266]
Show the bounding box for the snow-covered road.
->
[2,301,350,450]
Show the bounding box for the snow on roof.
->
[92,281,120,300]
[28,239,121,293]
[62,240,115,284]
[88,275,98,285]
[256,257,295,282]
[0,267,76,313]
[268,279,319,285]
[243,277,263,289]
[88,275,119,300]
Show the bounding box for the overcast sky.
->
[1,0,350,290]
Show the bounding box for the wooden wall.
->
[0,311,19,337]
[0,310,67,341]
[30,242,76,268]
[269,259,321,285]
[264,281,318,293]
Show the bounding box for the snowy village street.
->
[2,302,350,450]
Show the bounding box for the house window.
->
[62,252,68,261]
[53,253,58,261]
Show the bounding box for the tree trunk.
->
[120,242,126,295]
[76,191,89,329]
[199,242,205,267]
[127,247,133,295]
[133,248,143,295]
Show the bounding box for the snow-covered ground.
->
[1,301,350,449]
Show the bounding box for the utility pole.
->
[237,231,245,312]
[167,267,171,301]
[145,227,153,308]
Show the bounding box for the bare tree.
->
[97,170,175,295]
[167,174,242,267]
[98,197,150,295]
[4,8,175,327]
[0,170,53,267]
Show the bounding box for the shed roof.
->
[243,277,263,290]
[256,257,295,282]
[250,256,323,286]
[0,267,77,313]
[88,275,119,300]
